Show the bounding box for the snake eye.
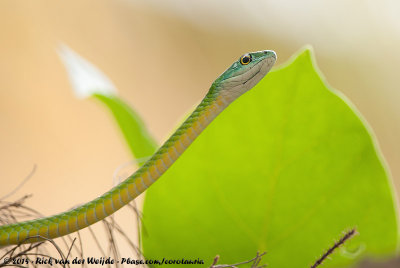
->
[240,54,252,65]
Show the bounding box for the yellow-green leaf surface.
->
[141,49,398,267]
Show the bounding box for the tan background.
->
[0,0,399,257]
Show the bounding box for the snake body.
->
[0,50,276,246]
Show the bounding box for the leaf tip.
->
[271,45,316,74]
[292,45,316,67]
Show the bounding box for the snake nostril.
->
[264,50,277,59]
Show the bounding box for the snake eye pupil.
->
[240,54,251,65]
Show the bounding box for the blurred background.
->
[0,0,399,260]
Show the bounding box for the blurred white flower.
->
[57,43,117,99]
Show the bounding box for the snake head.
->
[214,50,276,101]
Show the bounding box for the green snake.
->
[0,50,276,247]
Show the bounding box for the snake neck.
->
[0,86,231,246]
[123,87,230,192]
[149,89,227,162]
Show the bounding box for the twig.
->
[88,225,107,257]
[210,252,267,268]
[0,165,144,268]
[102,218,120,268]
[0,165,37,200]
[104,216,143,257]
[0,235,76,268]
[311,228,357,268]
[65,238,77,262]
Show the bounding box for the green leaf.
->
[57,44,158,165]
[93,94,158,165]
[141,48,398,267]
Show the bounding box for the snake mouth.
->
[243,64,262,85]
